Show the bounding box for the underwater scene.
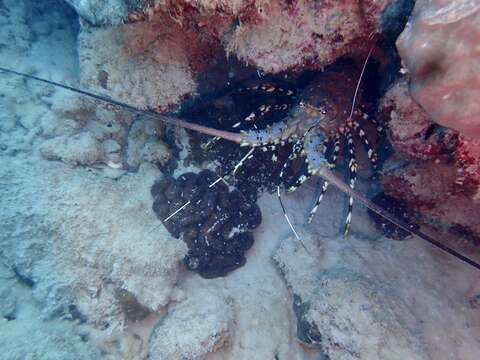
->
[1,0,480,359]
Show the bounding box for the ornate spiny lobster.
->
[208,64,381,237]
[0,61,381,238]
[3,65,480,270]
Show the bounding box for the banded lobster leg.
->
[344,127,358,237]
[307,133,341,223]
[350,117,379,170]
[303,126,358,237]
[231,84,296,129]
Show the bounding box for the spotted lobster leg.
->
[307,133,341,223]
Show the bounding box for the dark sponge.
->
[367,192,417,240]
[152,170,262,278]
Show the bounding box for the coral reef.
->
[72,0,402,113]
[274,232,428,359]
[125,117,173,170]
[381,160,480,242]
[378,78,457,161]
[115,288,152,323]
[455,136,480,196]
[224,0,394,73]
[396,0,480,138]
[148,288,234,359]
[379,79,480,240]
[0,4,187,350]
[40,130,104,166]
[3,0,480,359]
[64,0,132,25]
[1,154,187,320]
[151,170,261,278]
[0,264,96,359]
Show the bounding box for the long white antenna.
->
[349,45,374,119]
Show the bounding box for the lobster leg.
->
[307,133,341,223]
[351,119,378,169]
[344,128,358,237]
[238,84,295,97]
[232,84,295,129]
[232,103,292,129]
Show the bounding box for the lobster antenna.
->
[349,45,374,119]
[317,167,480,271]
[0,66,242,144]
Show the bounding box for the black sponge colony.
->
[151,170,262,278]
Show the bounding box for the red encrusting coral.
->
[380,79,480,242]
[454,136,480,195]
[121,0,394,75]
[122,10,224,75]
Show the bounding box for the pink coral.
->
[225,0,393,73]
[396,0,480,137]
[382,161,480,242]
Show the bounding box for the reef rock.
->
[224,0,394,73]
[64,0,135,25]
[379,78,480,241]
[40,131,103,166]
[126,117,172,169]
[0,264,97,359]
[274,232,427,359]
[378,78,457,161]
[367,192,415,240]
[455,136,480,197]
[397,0,480,138]
[382,160,480,242]
[149,288,234,360]
[1,153,187,326]
[274,228,480,359]
[78,19,198,110]
[71,0,402,85]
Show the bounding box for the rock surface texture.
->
[274,228,480,360]
[149,288,234,360]
[379,78,480,241]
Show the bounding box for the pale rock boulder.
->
[273,228,480,359]
[149,288,234,360]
